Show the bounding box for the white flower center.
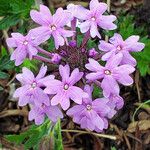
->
[117,45,121,51]
[31,82,37,88]
[31,37,35,40]
[86,104,92,111]
[91,16,96,21]
[104,70,111,75]
[64,84,69,90]
[50,25,57,31]
[23,40,28,45]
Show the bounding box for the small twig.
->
[0,109,28,118]
[61,129,118,140]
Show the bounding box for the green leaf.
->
[6,120,51,150]
[0,15,20,30]
[21,59,38,72]
[1,46,8,56]
[0,71,9,79]
[0,56,14,70]
[53,120,63,150]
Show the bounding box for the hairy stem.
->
[81,30,90,48]
[33,55,52,63]
[37,47,53,57]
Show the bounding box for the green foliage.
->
[6,119,63,150]
[52,119,63,150]
[21,58,39,72]
[107,15,150,76]
[0,55,14,79]
[0,0,35,30]
[93,84,103,99]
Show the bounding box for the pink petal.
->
[22,67,35,83]
[33,88,50,106]
[27,44,38,59]
[59,64,70,83]
[28,27,51,45]
[117,74,134,86]
[101,76,120,98]
[105,53,123,69]
[67,105,85,116]
[101,51,115,61]
[85,58,104,71]
[53,8,72,27]
[113,64,135,75]
[13,85,30,98]
[72,5,90,20]
[121,51,137,66]
[44,80,62,94]
[86,72,104,81]
[98,40,115,52]
[98,15,117,30]
[6,38,17,48]
[11,46,27,66]
[68,86,87,104]
[109,33,123,46]
[90,22,101,38]
[36,65,47,80]
[11,33,24,40]
[125,35,139,43]
[30,5,52,25]
[68,68,83,85]
[46,106,63,122]
[52,31,65,49]
[79,21,90,33]
[38,75,55,85]
[90,0,107,14]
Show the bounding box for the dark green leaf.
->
[0,71,9,79]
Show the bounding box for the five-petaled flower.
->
[67,85,110,132]
[6,30,45,66]
[99,33,145,66]
[30,5,74,49]
[29,104,63,125]
[85,53,135,97]
[70,0,117,38]
[43,64,88,110]
[13,65,54,107]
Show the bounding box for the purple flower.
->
[13,65,54,107]
[67,85,110,132]
[71,0,117,38]
[107,94,124,118]
[51,53,62,64]
[29,104,63,125]
[30,5,74,49]
[6,30,44,66]
[85,53,135,97]
[43,64,88,110]
[88,48,98,57]
[99,33,145,66]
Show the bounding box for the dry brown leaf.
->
[127,120,150,133]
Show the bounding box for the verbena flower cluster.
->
[7,0,145,132]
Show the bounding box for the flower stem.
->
[33,55,52,63]
[71,18,77,41]
[81,30,90,48]
[61,129,118,140]
[37,47,53,57]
